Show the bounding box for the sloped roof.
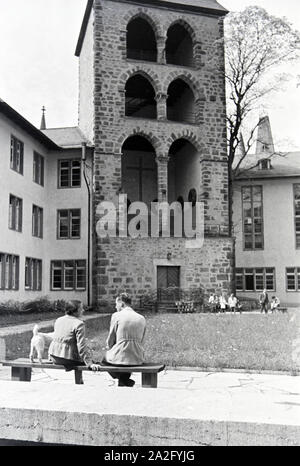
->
[235,151,300,180]
[42,127,93,149]
[75,0,228,56]
[0,99,59,150]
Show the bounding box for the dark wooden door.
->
[157,266,180,301]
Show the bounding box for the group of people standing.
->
[208,289,281,314]
[208,293,241,313]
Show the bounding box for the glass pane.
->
[242,187,251,201]
[64,261,74,289]
[71,161,81,187]
[254,234,263,249]
[245,273,254,291]
[244,223,252,233]
[236,274,243,290]
[53,269,62,289]
[76,268,86,289]
[253,186,262,202]
[253,204,262,217]
[244,234,253,249]
[287,275,296,290]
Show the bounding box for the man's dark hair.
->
[65,300,82,315]
[117,292,132,306]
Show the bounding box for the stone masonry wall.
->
[84,0,232,307]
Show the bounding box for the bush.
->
[21,297,54,313]
[0,300,23,314]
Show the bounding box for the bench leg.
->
[142,373,157,388]
[74,369,84,385]
[11,367,32,382]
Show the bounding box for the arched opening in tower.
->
[121,136,157,207]
[127,17,157,62]
[167,79,195,124]
[125,75,157,119]
[168,139,200,233]
[166,23,194,67]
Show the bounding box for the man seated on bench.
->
[91,292,146,387]
[49,300,96,383]
[270,296,280,313]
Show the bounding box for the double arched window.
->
[125,75,157,119]
[126,17,194,67]
[166,23,194,67]
[126,18,157,62]
[167,79,196,124]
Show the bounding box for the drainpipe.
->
[82,142,91,307]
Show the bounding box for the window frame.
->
[286,267,300,292]
[32,204,43,239]
[293,184,300,249]
[25,257,42,291]
[235,267,276,292]
[242,185,264,251]
[10,135,24,175]
[33,151,45,186]
[50,260,86,291]
[57,209,81,240]
[9,194,23,232]
[57,159,81,189]
[0,252,19,290]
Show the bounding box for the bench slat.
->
[0,359,165,373]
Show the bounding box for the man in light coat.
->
[102,292,146,387]
[259,289,269,314]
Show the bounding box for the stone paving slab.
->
[0,367,299,446]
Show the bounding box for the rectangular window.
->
[58,160,81,188]
[294,184,300,248]
[32,205,43,238]
[10,135,24,174]
[57,209,81,239]
[286,267,300,291]
[50,260,86,291]
[9,194,22,232]
[25,258,42,291]
[242,186,264,250]
[235,268,275,292]
[0,253,19,290]
[33,152,44,186]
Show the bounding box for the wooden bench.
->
[0,359,165,388]
[272,307,288,313]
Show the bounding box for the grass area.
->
[88,310,300,372]
[0,310,64,328]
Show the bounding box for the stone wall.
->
[78,0,232,306]
[96,236,234,309]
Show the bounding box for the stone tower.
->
[255,115,275,155]
[76,0,234,310]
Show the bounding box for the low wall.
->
[0,313,111,360]
[0,380,299,446]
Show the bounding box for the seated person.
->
[49,300,93,383]
[270,296,280,313]
[93,292,146,387]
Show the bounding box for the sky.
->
[0,0,299,151]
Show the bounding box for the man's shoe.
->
[118,378,135,387]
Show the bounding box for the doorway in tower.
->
[157,266,180,304]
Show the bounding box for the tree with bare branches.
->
[223,6,300,233]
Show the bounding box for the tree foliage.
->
[222,6,300,229]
